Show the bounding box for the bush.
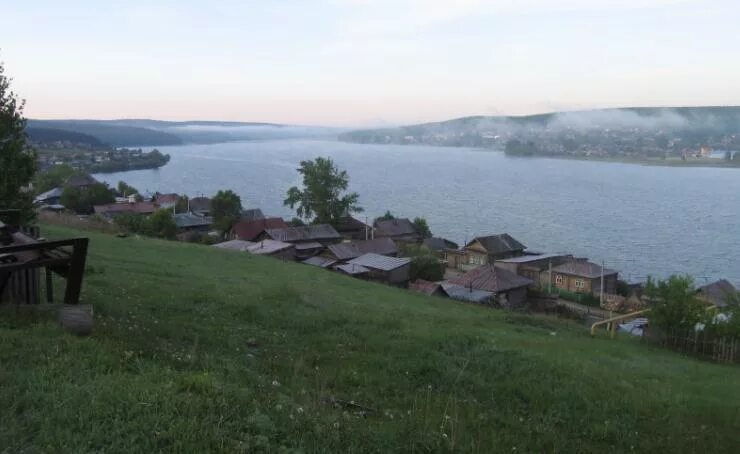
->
[402,244,445,282]
[645,275,705,334]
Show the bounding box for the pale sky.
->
[2,0,739,126]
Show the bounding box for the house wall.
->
[387,264,411,285]
[553,273,618,296]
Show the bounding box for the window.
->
[575,279,585,289]
[555,275,564,285]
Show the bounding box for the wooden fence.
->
[643,327,738,364]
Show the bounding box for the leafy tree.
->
[402,244,445,282]
[61,182,115,214]
[284,157,362,226]
[145,209,177,239]
[0,60,37,221]
[211,189,242,233]
[645,275,704,334]
[288,217,306,227]
[375,210,395,222]
[412,217,432,238]
[34,164,76,194]
[116,181,140,197]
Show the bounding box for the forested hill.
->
[339,106,740,155]
[27,120,183,147]
[26,119,338,147]
[25,127,107,148]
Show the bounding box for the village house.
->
[373,218,420,243]
[188,196,211,216]
[494,253,573,289]
[213,239,295,261]
[65,173,98,190]
[154,193,179,209]
[260,225,342,247]
[346,253,411,286]
[697,279,737,308]
[323,237,398,262]
[409,279,446,297]
[461,234,526,266]
[422,237,459,254]
[445,264,533,308]
[440,282,494,304]
[335,216,372,240]
[229,217,288,241]
[551,259,618,297]
[174,212,213,233]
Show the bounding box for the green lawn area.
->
[1,225,738,452]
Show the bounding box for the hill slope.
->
[1,225,738,452]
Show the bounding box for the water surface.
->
[95,139,740,285]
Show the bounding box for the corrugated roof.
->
[174,212,213,228]
[374,218,417,237]
[328,237,399,261]
[467,234,526,255]
[447,264,532,293]
[246,239,294,255]
[552,260,617,279]
[213,240,254,251]
[348,253,410,271]
[423,237,459,251]
[302,256,337,268]
[336,263,370,275]
[496,253,568,264]
[34,187,63,202]
[294,241,324,250]
[335,216,370,232]
[265,225,341,242]
[409,279,442,296]
[440,283,493,303]
[231,217,288,241]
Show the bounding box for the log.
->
[58,304,93,336]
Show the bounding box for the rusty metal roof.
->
[447,264,532,293]
[348,253,410,271]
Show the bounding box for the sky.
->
[2,0,739,126]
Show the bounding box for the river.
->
[94,139,740,285]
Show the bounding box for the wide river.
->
[95,139,740,285]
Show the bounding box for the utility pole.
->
[548,259,552,294]
[600,259,605,306]
[365,215,369,241]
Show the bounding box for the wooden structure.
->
[0,210,89,307]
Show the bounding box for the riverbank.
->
[500,151,740,168]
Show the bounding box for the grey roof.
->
[440,283,494,303]
[468,234,526,255]
[213,240,253,251]
[34,187,63,202]
[447,264,532,293]
[189,197,211,212]
[496,253,569,264]
[336,263,370,275]
[328,238,399,261]
[698,279,737,307]
[348,253,411,272]
[374,218,417,237]
[294,241,324,251]
[65,174,97,188]
[265,224,341,243]
[302,256,337,268]
[552,260,617,279]
[174,212,213,229]
[213,239,294,255]
[423,237,459,251]
[335,216,370,232]
[241,208,265,221]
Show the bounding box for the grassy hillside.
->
[1,225,738,452]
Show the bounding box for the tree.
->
[34,164,75,194]
[402,244,445,282]
[211,190,242,233]
[60,182,115,214]
[288,217,306,227]
[145,209,177,239]
[116,181,140,197]
[645,275,704,334]
[412,217,432,238]
[284,157,362,226]
[375,210,395,222]
[175,195,189,213]
[0,60,37,221]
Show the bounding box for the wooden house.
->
[230,218,288,241]
[462,234,526,266]
[494,253,573,289]
[445,264,532,309]
[551,260,618,297]
[323,237,399,262]
[373,218,420,244]
[335,216,372,240]
[346,253,411,286]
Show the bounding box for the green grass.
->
[1,225,738,452]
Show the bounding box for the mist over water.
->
[95,139,740,285]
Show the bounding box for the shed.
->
[347,253,411,285]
